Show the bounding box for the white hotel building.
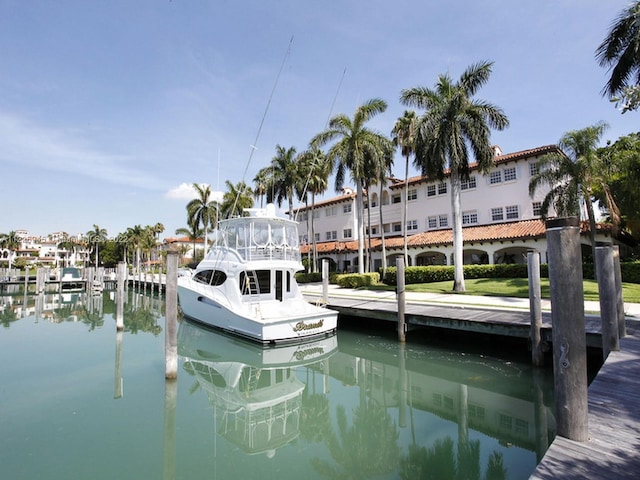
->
[293,145,614,273]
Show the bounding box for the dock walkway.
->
[300,283,640,479]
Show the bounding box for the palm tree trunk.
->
[311,194,318,273]
[403,155,409,266]
[451,172,466,292]
[366,185,372,273]
[356,184,365,274]
[585,192,598,279]
[379,183,387,278]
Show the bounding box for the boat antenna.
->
[293,67,347,223]
[231,35,294,217]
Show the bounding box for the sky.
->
[0,0,636,240]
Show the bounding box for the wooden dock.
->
[530,333,640,479]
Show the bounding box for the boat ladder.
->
[243,270,261,317]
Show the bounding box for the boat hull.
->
[177,279,338,345]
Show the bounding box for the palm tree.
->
[401,61,509,292]
[391,110,417,267]
[187,183,218,255]
[86,224,108,267]
[312,98,390,274]
[252,168,271,208]
[596,1,640,111]
[220,180,253,219]
[125,224,146,273]
[269,145,300,219]
[0,231,21,270]
[297,146,332,272]
[529,122,610,268]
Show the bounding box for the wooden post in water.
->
[24,267,29,293]
[165,252,178,379]
[116,261,126,331]
[528,250,544,366]
[396,257,406,343]
[322,259,329,305]
[612,245,626,339]
[596,245,620,358]
[545,217,588,441]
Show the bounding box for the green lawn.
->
[367,278,640,304]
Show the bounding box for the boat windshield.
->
[213,217,300,262]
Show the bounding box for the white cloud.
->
[165,183,223,202]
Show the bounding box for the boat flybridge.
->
[177,204,338,345]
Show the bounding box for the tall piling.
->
[165,252,179,380]
[596,245,620,358]
[612,245,626,339]
[322,259,329,305]
[545,217,588,441]
[116,261,126,331]
[396,257,406,343]
[528,250,544,366]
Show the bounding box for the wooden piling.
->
[116,261,125,331]
[322,259,329,305]
[528,250,544,366]
[165,252,179,379]
[396,257,406,343]
[612,245,626,339]
[596,245,620,358]
[545,217,589,441]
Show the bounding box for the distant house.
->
[162,236,205,262]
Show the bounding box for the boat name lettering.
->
[293,319,324,332]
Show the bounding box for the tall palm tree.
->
[86,224,108,267]
[269,145,300,219]
[401,61,509,292]
[220,180,253,219]
[596,1,640,111]
[312,98,390,274]
[529,122,610,268]
[297,146,332,272]
[125,224,146,273]
[391,110,417,267]
[0,231,21,270]
[252,168,271,208]
[187,183,218,255]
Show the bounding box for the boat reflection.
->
[178,320,338,456]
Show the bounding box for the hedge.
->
[382,261,640,285]
[335,272,380,288]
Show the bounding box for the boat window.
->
[239,270,271,295]
[252,221,270,247]
[193,269,227,286]
[285,224,299,247]
[272,224,284,246]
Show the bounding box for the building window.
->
[392,222,402,232]
[365,226,378,235]
[506,205,519,219]
[313,210,321,219]
[439,214,448,228]
[427,184,436,197]
[438,182,447,195]
[504,166,517,182]
[462,210,478,225]
[428,216,437,229]
[491,207,504,222]
[314,233,320,242]
[383,224,391,233]
[326,206,337,217]
[490,170,502,184]
[343,203,352,214]
[326,231,337,241]
[529,162,539,176]
[407,188,417,201]
[407,220,418,231]
[343,228,352,239]
[533,201,542,216]
[392,194,402,204]
[461,176,477,190]
[300,212,308,221]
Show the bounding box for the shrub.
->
[336,272,380,288]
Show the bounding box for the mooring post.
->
[528,250,544,367]
[165,252,178,379]
[612,245,626,339]
[396,257,406,343]
[116,261,125,331]
[322,259,329,305]
[596,245,620,359]
[545,217,589,441]
[24,267,29,293]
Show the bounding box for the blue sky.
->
[0,0,635,239]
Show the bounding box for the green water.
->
[0,289,554,479]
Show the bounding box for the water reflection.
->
[0,288,555,479]
[178,320,338,456]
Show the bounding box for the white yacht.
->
[177,204,338,345]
